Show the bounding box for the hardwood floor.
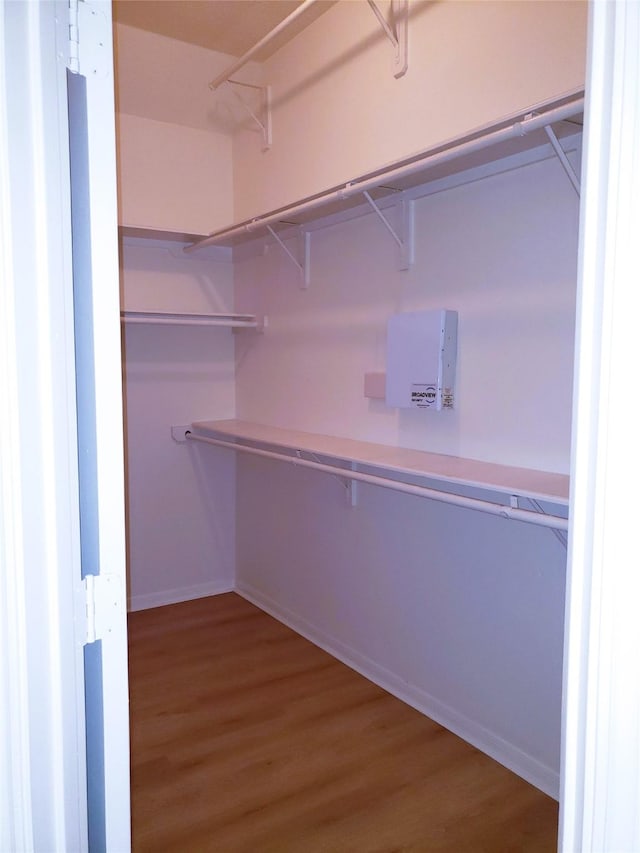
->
[128,593,558,852]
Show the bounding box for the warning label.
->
[410,383,437,408]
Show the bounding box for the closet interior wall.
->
[234,0,587,219]
[114,0,587,799]
[233,152,578,799]
[119,240,237,610]
[232,0,584,797]
[116,26,247,609]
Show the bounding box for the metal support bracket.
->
[266,225,311,288]
[367,0,409,78]
[171,425,191,443]
[526,496,569,549]
[544,124,581,196]
[363,192,414,270]
[299,451,358,507]
[347,463,359,507]
[227,79,272,151]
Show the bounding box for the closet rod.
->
[121,312,258,328]
[209,0,320,91]
[185,96,583,252]
[186,431,568,531]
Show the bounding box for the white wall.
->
[234,151,579,796]
[117,113,233,236]
[113,22,264,133]
[235,156,579,472]
[233,0,587,220]
[114,24,242,609]
[113,22,261,236]
[120,240,237,610]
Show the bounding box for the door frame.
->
[0,1,129,850]
[561,1,640,850]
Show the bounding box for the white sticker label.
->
[411,383,437,408]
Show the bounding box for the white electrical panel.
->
[386,309,458,410]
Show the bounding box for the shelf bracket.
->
[367,0,409,79]
[171,425,192,443]
[298,451,358,507]
[363,192,414,270]
[526,497,569,549]
[348,462,359,507]
[266,225,311,289]
[544,125,581,196]
[227,79,272,151]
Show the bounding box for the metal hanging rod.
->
[185,96,584,253]
[185,431,568,531]
[120,311,260,328]
[209,0,320,91]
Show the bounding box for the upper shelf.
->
[119,225,207,243]
[188,419,570,517]
[185,91,584,253]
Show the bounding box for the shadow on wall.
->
[230,0,437,125]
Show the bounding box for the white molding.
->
[561,1,640,850]
[0,4,34,847]
[237,582,559,799]
[128,581,234,612]
[76,3,131,848]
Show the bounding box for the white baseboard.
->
[128,580,233,612]
[236,580,560,801]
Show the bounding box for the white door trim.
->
[73,1,131,848]
[0,4,35,846]
[561,1,640,850]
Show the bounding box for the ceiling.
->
[112,0,336,60]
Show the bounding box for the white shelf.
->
[185,91,584,253]
[118,225,207,244]
[186,419,569,529]
[120,311,261,329]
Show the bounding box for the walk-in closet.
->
[9,1,640,849]
[115,0,585,847]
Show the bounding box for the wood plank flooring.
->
[128,593,558,852]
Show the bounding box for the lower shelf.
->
[182,419,569,531]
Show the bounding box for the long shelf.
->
[120,311,260,329]
[185,91,583,253]
[186,419,569,530]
